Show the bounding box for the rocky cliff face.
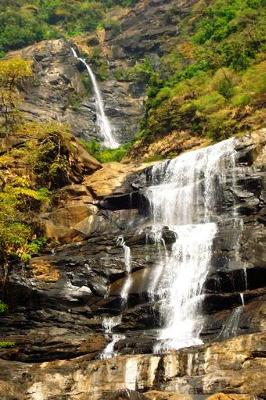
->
[0,131,265,399]
[9,0,194,146]
[9,38,142,144]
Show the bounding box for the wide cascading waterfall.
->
[144,138,237,352]
[71,48,119,149]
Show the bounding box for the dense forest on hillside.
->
[0,0,138,56]
[124,0,266,151]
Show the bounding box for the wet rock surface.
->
[0,133,265,398]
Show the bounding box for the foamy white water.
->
[101,316,123,360]
[101,333,125,360]
[71,48,119,149]
[145,138,237,352]
[117,236,132,302]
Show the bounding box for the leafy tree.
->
[0,58,32,135]
[0,176,49,268]
[0,0,140,54]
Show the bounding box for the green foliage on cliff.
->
[81,139,130,162]
[0,341,16,348]
[0,176,49,263]
[131,0,266,144]
[0,58,33,135]
[115,59,155,83]
[0,0,139,55]
[0,301,7,314]
[0,119,79,264]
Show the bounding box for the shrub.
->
[0,58,32,135]
[193,91,226,114]
[231,93,251,107]
[241,61,266,95]
[0,342,16,348]
[210,68,238,98]
[206,109,236,140]
[82,139,130,162]
[0,178,49,263]
[0,301,7,314]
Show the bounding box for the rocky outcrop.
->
[0,333,265,399]
[108,0,193,60]
[38,161,149,243]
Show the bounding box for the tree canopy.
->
[0,0,138,56]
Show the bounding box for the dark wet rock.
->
[204,267,266,294]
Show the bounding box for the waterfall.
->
[117,236,132,303]
[222,307,243,339]
[144,138,237,352]
[100,316,124,360]
[71,48,119,149]
[222,293,245,340]
[101,236,132,359]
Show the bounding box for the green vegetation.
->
[81,139,130,162]
[115,59,155,83]
[0,121,76,264]
[0,119,79,265]
[0,301,7,314]
[124,0,266,145]
[0,0,139,56]
[0,58,33,135]
[0,302,16,348]
[90,48,110,81]
[0,342,16,348]
[0,177,49,263]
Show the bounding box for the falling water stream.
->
[71,48,119,149]
[117,236,132,303]
[222,291,245,340]
[101,236,131,358]
[144,138,237,352]
[101,316,124,360]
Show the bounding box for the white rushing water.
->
[117,236,132,303]
[222,293,245,339]
[144,138,237,352]
[71,48,119,149]
[100,316,124,360]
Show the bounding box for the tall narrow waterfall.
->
[71,48,119,149]
[145,139,236,352]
